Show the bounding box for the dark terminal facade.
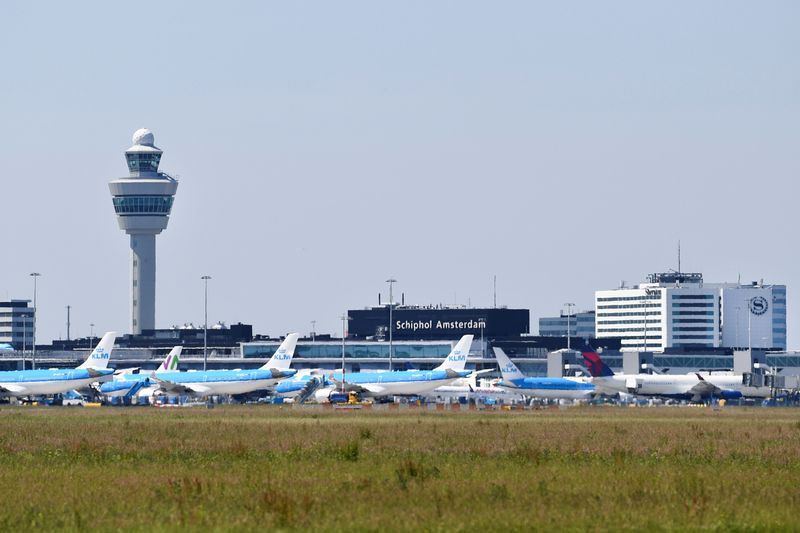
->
[347,304,530,341]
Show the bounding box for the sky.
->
[0,1,798,346]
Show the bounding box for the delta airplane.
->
[148,333,300,396]
[318,334,474,399]
[0,332,116,396]
[99,346,182,397]
[581,346,743,402]
[494,347,595,400]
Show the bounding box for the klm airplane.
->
[148,333,300,396]
[99,345,182,398]
[320,334,475,399]
[494,347,595,400]
[0,332,117,396]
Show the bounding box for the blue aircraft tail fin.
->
[493,348,525,381]
[77,332,117,370]
[262,333,299,371]
[581,343,615,377]
[434,335,473,372]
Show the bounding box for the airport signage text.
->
[395,319,487,332]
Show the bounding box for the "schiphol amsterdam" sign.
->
[395,319,487,332]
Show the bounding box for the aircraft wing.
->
[86,368,109,379]
[329,377,385,395]
[149,375,200,395]
[686,375,721,401]
[0,383,27,394]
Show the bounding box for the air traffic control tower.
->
[109,129,178,334]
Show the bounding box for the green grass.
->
[1,405,799,531]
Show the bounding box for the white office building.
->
[595,272,786,352]
[0,300,34,349]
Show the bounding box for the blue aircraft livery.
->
[494,347,595,400]
[0,332,117,396]
[321,334,475,397]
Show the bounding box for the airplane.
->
[316,334,474,400]
[424,373,525,404]
[273,369,329,396]
[148,333,300,397]
[99,346,182,397]
[581,344,743,402]
[493,347,595,400]
[0,332,116,397]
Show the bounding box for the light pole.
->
[311,320,316,342]
[564,303,575,350]
[201,275,211,371]
[89,323,94,349]
[643,288,659,353]
[748,297,753,353]
[66,305,71,342]
[30,273,41,370]
[386,278,397,371]
[480,318,486,358]
[340,313,350,393]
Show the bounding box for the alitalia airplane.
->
[148,333,300,396]
[99,345,182,397]
[494,347,595,399]
[319,334,475,399]
[0,332,116,396]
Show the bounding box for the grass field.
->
[0,405,799,531]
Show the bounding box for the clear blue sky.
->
[1,1,798,345]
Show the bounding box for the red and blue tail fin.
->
[581,343,615,377]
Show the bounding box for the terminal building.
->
[595,272,786,352]
[0,300,34,349]
[538,310,596,339]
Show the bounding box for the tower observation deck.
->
[109,129,178,334]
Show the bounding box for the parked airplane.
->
[424,374,525,403]
[99,346,182,397]
[317,335,474,400]
[273,369,330,399]
[0,332,116,396]
[581,345,743,402]
[149,333,300,396]
[494,347,595,400]
[694,371,772,399]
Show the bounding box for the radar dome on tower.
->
[132,128,155,147]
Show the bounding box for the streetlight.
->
[564,303,575,350]
[643,288,659,352]
[311,320,316,343]
[479,318,486,358]
[30,273,41,370]
[89,323,95,349]
[65,305,71,342]
[386,278,397,371]
[340,313,351,393]
[201,275,211,371]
